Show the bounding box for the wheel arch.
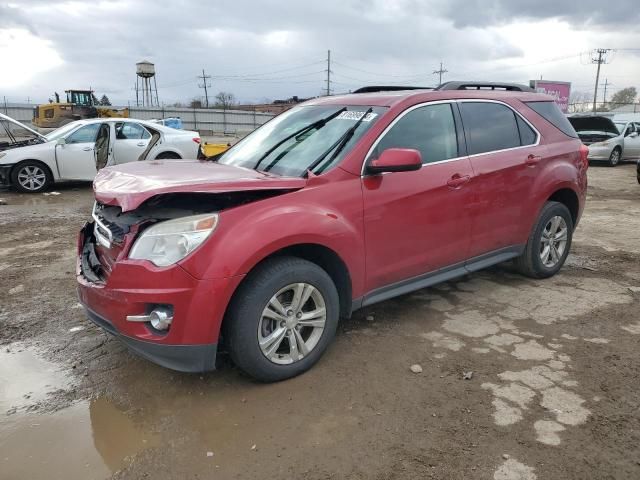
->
[11,159,55,185]
[154,150,182,159]
[225,243,354,323]
[547,187,579,226]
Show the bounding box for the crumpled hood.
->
[93,159,307,212]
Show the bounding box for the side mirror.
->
[629,131,638,138]
[366,148,422,174]
[56,137,66,145]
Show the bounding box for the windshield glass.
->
[219,105,385,177]
[45,122,84,141]
[614,122,627,134]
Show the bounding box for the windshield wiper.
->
[253,107,346,171]
[306,107,373,176]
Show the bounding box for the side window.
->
[373,103,458,164]
[516,115,537,146]
[116,122,150,140]
[459,102,521,155]
[66,124,100,144]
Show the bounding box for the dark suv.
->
[77,83,588,382]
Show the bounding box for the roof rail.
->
[352,86,434,94]
[436,81,534,92]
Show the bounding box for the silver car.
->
[568,115,640,166]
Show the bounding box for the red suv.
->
[77,83,588,382]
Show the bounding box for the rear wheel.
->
[608,147,621,167]
[11,161,52,193]
[515,201,573,279]
[224,257,339,382]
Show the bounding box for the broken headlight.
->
[129,213,218,267]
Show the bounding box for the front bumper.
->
[586,144,614,161]
[77,222,244,372]
[0,164,13,186]
[81,303,218,372]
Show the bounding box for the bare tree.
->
[214,92,236,109]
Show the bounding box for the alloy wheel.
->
[17,165,47,191]
[610,149,620,166]
[258,283,326,365]
[540,215,568,268]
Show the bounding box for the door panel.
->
[623,123,640,159]
[362,159,474,291]
[459,101,541,258]
[113,122,151,164]
[361,102,473,292]
[57,123,100,180]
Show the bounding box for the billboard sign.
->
[530,80,571,113]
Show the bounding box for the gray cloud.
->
[0,1,637,105]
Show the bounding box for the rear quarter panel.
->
[513,100,586,238]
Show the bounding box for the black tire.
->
[11,160,53,193]
[515,201,574,279]
[608,147,621,167]
[155,151,181,159]
[224,256,340,382]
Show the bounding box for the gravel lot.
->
[0,163,639,480]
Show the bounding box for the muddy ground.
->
[0,164,639,480]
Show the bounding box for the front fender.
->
[178,189,365,297]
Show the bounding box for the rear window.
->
[525,101,578,138]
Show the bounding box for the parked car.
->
[0,112,46,152]
[77,84,587,382]
[0,118,201,193]
[567,114,640,166]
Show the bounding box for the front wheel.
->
[608,148,621,167]
[11,161,52,193]
[515,201,573,279]
[224,257,339,382]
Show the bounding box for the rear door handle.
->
[137,142,146,147]
[526,154,542,167]
[447,174,471,188]
[82,146,93,151]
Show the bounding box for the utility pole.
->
[601,78,611,106]
[198,69,212,108]
[325,50,332,96]
[591,48,612,112]
[433,61,448,86]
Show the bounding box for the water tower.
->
[135,60,159,107]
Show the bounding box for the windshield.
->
[219,105,385,177]
[45,122,84,141]
[614,122,627,134]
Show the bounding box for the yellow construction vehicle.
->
[32,90,129,130]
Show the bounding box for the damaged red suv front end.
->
[76,159,306,371]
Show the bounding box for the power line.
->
[198,69,211,108]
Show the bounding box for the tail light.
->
[579,144,589,170]
[192,137,201,144]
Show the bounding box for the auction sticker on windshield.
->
[336,111,378,122]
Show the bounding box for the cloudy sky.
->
[1,0,640,106]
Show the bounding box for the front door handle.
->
[447,174,471,188]
[82,146,93,151]
[525,154,542,167]
[137,142,146,147]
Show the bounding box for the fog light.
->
[126,306,173,331]
[149,309,172,330]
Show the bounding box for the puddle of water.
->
[0,347,71,412]
[0,346,158,479]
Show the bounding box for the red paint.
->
[78,89,586,354]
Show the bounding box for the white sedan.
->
[0,118,201,193]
